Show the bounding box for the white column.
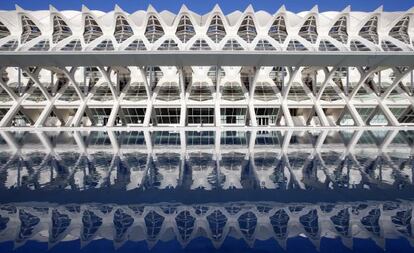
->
[70,102,87,127]
[178,67,186,126]
[281,102,293,127]
[141,66,153,127]
[214,65,222,127]
[106,101,120,127]
[248,67,260,127]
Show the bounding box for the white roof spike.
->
[179,4,189,13]
[114,4,124,13]
[310,5,319,13]
[275,5,287,14]
[147,4,157,13]
[407,6,414,13]
[81,5,90,13]
[342,5,351,13]
[15,4,24,12]
[373,5,383,13]
[212,4,223,14]
[49,5,58,13]
[244,4,255,13]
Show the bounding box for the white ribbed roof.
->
[0,4,413,52]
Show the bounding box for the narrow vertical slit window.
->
[83,15,103,44]
[175,15,195,43]
[237,15,257,43]
[114,16,133,43]
[52,16,72,43]
[145,15,164,43]
[268,16,288,43]
[207,15,226,43]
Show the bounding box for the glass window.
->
[318,40,339,51]
[145,15,164,43]
[155,108,181,125]
[121,107,146,125]
[389,107,406,121]
[221,131,247,145]
[254,82,277,101]
[220,108,247,125]
[189,82,213,101]
[369,110,389,125]
[329,16,348,44]
[299,16,318,44]
[114,16,133,43]
[190,39,211,50]
[123,82,147,101]
[90,107,112,126]
[222,82,245,101]
[287,84,310,101]
[93,40,114,51]
[381,40,402,51]
[286,40,308,51]
[176,15,195,43]
[92,86,113,101]
[356,107,375,122]
[237,15,257,43]
[157,82,180,101]
[153,131,180,145]
[255,107,280,126]
[359,16,378,44]
[28,40,50,51]
[52,16,72,43]
[61,39,82,51]
[21,15,41,44]
[398,106,414,124]
[125,39,146,50]
[187,108,214,125]
[350,40,371,51]
[0,21,10,39]
[223,39,244,50]
[119,131,146,146]
[207,15,226,43]
[157,39,179,50]
[83,15,103,44]
[389,16,410,44]
[269,67,286,90]
[268,16,287,43]
[187,131,215,145]
[255,131,282,146]
[255,40,276,51]
[320,85,342,101]
[0,40,18,51]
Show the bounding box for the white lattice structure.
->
[1,5,414,128]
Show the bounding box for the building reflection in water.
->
[0,130,413,251]
[0,130,412,191]
[0,201,412,251]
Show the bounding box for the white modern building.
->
[0,5,414,128]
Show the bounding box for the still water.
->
[0,129,413,252]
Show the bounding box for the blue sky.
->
[1,0,414,13]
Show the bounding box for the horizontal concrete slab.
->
[1,51,414,67]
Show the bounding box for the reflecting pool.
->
[0,130,414,252]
